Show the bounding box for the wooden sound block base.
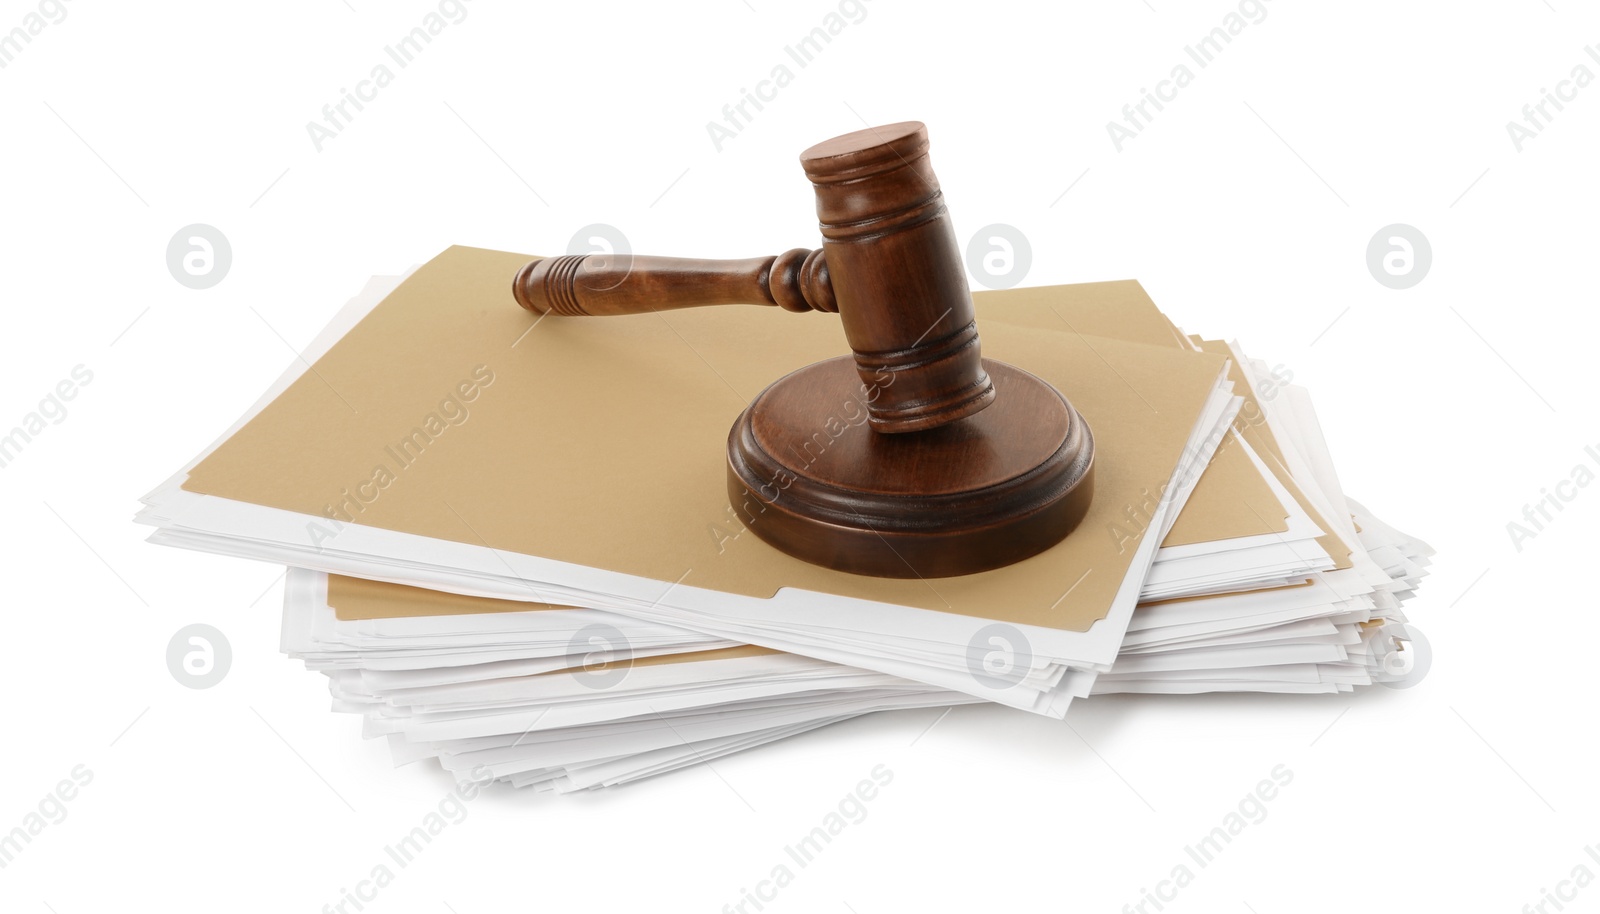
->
[726,356,1095,578]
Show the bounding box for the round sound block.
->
[726,356,1095,578]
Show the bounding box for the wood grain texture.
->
[798,120,993,434]
[726,356,1095,578]
[513,249,835,316]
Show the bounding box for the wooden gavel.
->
[513,121,993,436]
[512,121,1094,578]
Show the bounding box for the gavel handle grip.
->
[513,249,837,317]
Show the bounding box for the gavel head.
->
[800,121,994,434]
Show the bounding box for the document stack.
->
[139,246,1431,792]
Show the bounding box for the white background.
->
[2,1,1596,911]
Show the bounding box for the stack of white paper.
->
[140,248,1431,791]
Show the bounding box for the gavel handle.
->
[513,248,837,316]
